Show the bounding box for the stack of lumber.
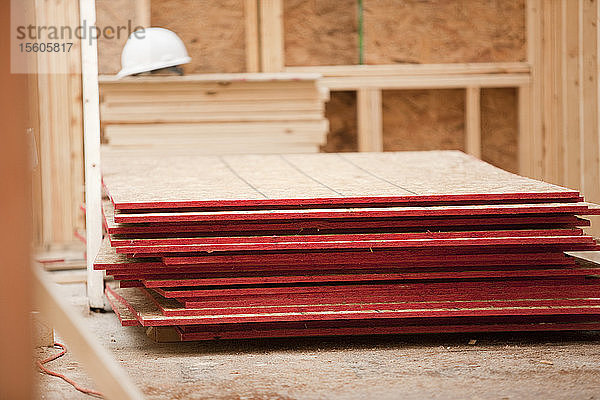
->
[98,73,329,154]
[96,149,600,341]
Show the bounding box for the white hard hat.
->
[117,27,191,78]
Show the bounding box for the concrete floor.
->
[37,282,600,400]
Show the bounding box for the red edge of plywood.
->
[110,192,582,211]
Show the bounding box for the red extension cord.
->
[37,342,103,398]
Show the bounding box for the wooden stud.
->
[561,0,581,189]
[135,0,151,28]
[259,0,284,72]
[542,0,565,185]
[31,0,85,246]
[244,0,260,72]
[465,87,481,158]
[581,0,600,237]
[357,88,383,152]
[80,0,105,309]
[527,0,544,179]
[518,85,532,176]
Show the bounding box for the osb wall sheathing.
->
[97,0,246,74]
[363,0,526,64]
[322,92,358,152]
[288,0,525,173]
[96,0,139,74]
[284,0,359,66]
[151,0,246,73]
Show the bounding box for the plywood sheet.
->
[109,228,583,247]
[112,203,593,224]
[107,285,600,326]
[144,288,600,318]
[175,320,600,341]
[115,235,596,255]
[153,277,600,300]
[101,150,579,210]
[161,249,578,267]
[103,200,588,236]
[137,266,600,289]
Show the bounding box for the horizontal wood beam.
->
[286,63,530,90]
[286,62,530,76]
[313,73,530,90]
[99,72,321,84]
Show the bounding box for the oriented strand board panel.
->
[284,0,358,66]
[382,89,518,174]
[102,150,579,210]
[109,229,583,247]
[108,285,600,326]
[363,0,526,64]
[115,235,596,254]
[382,90,465,152]
[481,88,519,173]
[321,91,358,152]
[112,203,596,224]
[96,0,138,75]
[151,0,246,73]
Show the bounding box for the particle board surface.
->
[107,286,600,326]
[112,203,594,224]
[101,150,579,210]
[114,235,596,255]
[109,228,583,247]
[102,200,588,235]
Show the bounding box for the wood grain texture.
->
[150,0,246,74]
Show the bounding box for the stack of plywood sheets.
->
[98,73,329,154]
[96,149,600,341]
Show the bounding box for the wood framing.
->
[259,0,284,72]
[465,87,481,158]
[34,0,85,246]
[135,0,151,28]
[286,63,530,90]
[244,0,260,72]
[357,88,383,152]
[581,0,599,203]
[518,85,532,176]
[80,0,105,309]
[561,0,581,189]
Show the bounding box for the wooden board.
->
[101,150,580,211]
[131,264,600,288]
[143,288,600,318]
[106,285,600,326]
[102,201,590,236]
[151,276,600,300]
[109,228,583,247]
[161,248,579,267]
[114,235,597,255]
[112,203,596,224]
[95,238,579,272]
[175,320,600,341]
